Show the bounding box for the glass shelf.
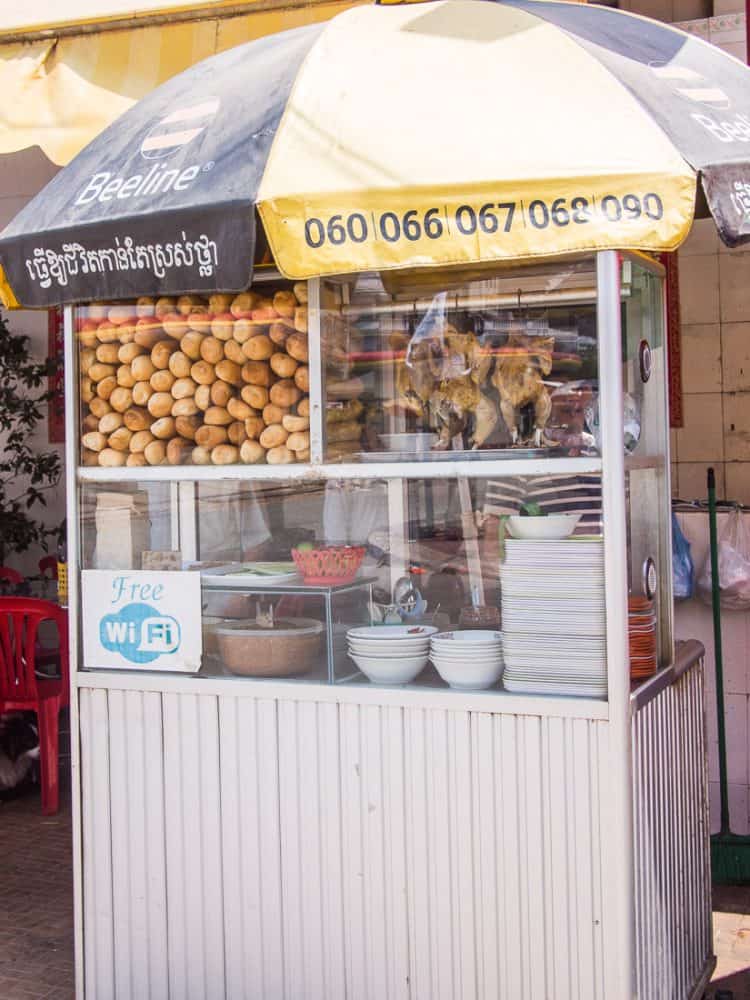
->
[201,576,377,595]
[77,455,603,483]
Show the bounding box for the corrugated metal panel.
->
[79,689,616,999]
[79,688,115,1000]
[162,693,225,1000]
[218,695,284,1000]
[108,690,169,999]
[632,659,712,1000]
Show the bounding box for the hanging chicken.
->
[429,324,497,449]
[491,331,555,446]
[393,319,499,449]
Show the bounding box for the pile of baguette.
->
[79,285,314,467]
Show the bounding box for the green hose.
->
[708,467,730,836]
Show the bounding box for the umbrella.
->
[2,0,750,307]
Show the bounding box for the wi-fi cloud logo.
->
[100,602,181,664]
[140,97,220,160]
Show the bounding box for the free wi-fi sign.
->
[82,570,202,673]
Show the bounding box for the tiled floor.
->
[712,884,750,999]
[0,780,74,1000]
[0,773,749,1000]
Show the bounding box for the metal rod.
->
[77,455,603,484]
[707,467,730,835]
[597,249,636,997]
[63,304,85,999]
[307,277,325,464]
[340,286,598,316]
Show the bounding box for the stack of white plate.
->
[430,630,504,690]
[501,539,607,698]
[347,625,437,685]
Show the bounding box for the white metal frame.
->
[64,256,660,706]
[64,251,675,999]
[597,249,635,997]
[63,304,85,997]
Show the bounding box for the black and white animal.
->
[0,714,39,798]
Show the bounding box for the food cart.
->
[4,0,749,995]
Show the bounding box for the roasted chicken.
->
[491,332,554,446]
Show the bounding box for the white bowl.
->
[348,625,438,641]
[379,432,438,454]
[349,645,430,660]
[431,650,503,663]
[349,642,431,656]
[349,653,429,685]
[506,514,582,540]
[432,630,502,645]
[431,655,504,691]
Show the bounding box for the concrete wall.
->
[0,148,64,578]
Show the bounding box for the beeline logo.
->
[140,98,220,159]
[75,98,220,207]
[650,64,731,110]
[648,63,750,145]
[692,111,750,143]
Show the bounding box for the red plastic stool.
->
[0,598,69,814]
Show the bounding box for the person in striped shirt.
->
[482,474,603,535]
[479,474,603,606]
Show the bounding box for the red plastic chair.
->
[38,556,58,581]
[0,567,24,586]
[0,598,69,814]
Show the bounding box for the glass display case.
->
[320,259,599,462]
[74,252,671,700]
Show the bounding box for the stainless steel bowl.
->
[378,432,437,453]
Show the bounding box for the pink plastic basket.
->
[291,545,366,585]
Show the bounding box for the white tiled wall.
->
[675,511,750,834]
[671,16,750,506]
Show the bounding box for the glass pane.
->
[79,474,606,699]
[322,257,599,462]
[621,256,672,674]
[76,281,311,468]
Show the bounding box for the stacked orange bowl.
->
[628,597,657,680]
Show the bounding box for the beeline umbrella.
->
[2,0,750,307]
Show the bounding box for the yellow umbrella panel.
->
[257,2,696,278]
[10,0,750,306]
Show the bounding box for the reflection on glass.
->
[322,258,600,461]
[621,256,671,674]
[76,284,310,468]
[80,475,608,698]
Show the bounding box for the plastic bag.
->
[585,391,641,454]
[672,513,694,600]
[697,507,750,610]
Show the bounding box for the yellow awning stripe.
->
[0,1,337,39]
[0,1,353,308]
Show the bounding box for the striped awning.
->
[0,2,259,37]
[0,1,351,167]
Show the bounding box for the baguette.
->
[210,380,233,407]
[98,448,127,467]
[211,444,239,465]
[287,430,310,453]
[282,414,310,433]
[266,445,296,465]
[327,420,362,443]
[240,440,266,464]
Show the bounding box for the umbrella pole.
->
[708,467,730,836]
[708,466,750,882]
